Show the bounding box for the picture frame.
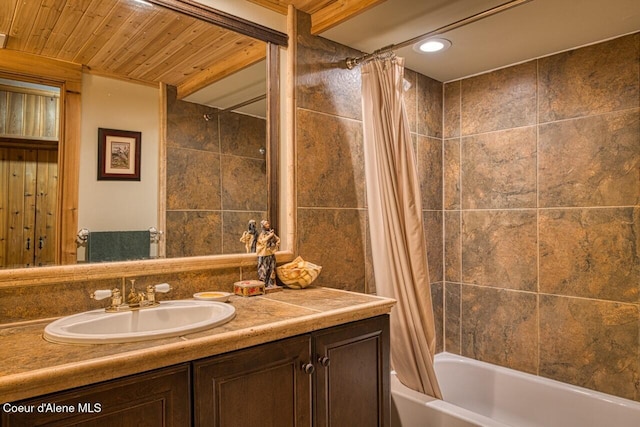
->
[97,128,141,181]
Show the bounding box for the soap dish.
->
[193,291,232,302]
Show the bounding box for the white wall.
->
[78,74,159,234]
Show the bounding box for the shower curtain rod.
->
[219,93,267,113]
[204,94,267,120]
[345,0,533,69]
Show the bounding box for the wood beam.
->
[247,0,337,15]
[176,42,266,99]
[311,0,387,34]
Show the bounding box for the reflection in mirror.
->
[0,0,286,271]
[0,78,60,269]
[164,82,267,258]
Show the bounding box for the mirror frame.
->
[0,0,295,286]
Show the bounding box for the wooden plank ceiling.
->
[0,0,382,98]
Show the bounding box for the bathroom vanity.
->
[0,287,394,426]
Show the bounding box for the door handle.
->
[318,356,331,367]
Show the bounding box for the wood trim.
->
[58,88,81,265]
[0,250,295,287]
[147,0,288,46]
[0,50,82,89]
[0,84,60,98]
[158,83,167,259]
[285,5,298,255]
[310,0,386,34]
[0,138,58,148]
[0,55,82,266]
[267,42,280,232]
[247,0,337,15]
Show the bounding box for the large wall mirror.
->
[0,0,291,282]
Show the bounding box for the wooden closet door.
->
[34,148,58,266]
[0,147,57,268]
[2,148,36,267]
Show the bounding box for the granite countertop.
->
[0,287,395,403]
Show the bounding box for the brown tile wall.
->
[293,10,444,311]
[165,86,267,257]
[443,33,639,401]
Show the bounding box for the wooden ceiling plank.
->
[110,8,196,77]
[23,0,68,55]
[133,20,223,82]
[142,25,238,84]
[73,0,140,65]
[97,5,176,74]
[40,0,94,58]
[6,0,42,51]
[311,0,387,34]
[155,33,259,85]
[177,41,265,98]
[89,6,163,72]
[0,0,19,35]
[56,0,119,62]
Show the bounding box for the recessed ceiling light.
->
[414,38,451,53]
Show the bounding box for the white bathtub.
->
[391,352,640,427]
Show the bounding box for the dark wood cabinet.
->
[193,315,390,427]
[2,316,389,427]
[313,315,390,427]
[1,364,191,427]
[193,334,312,427]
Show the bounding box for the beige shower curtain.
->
[361,56,442,398]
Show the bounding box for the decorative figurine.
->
[240,219,259,253]
[256,219,280,288]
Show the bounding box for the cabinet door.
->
[1,364,191,427]
[193,334,312,427]
[313,315,390,427]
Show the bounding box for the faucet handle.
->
[91,289,113,301]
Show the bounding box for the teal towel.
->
[86,231,150,262]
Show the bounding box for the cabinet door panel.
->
[193,334,312,427]
[1,364,191,427]
[313,315,390,427]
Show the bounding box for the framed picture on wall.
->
[97,128,141,181]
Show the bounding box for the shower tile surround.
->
[294,10,444,302]
[294,14,638,402]
[444,34,639,401]
[0,10,636,405]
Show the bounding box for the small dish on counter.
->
[193,291,232,302]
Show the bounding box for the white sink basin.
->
[43,300,235,345]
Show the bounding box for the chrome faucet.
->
[91,279,172,312]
